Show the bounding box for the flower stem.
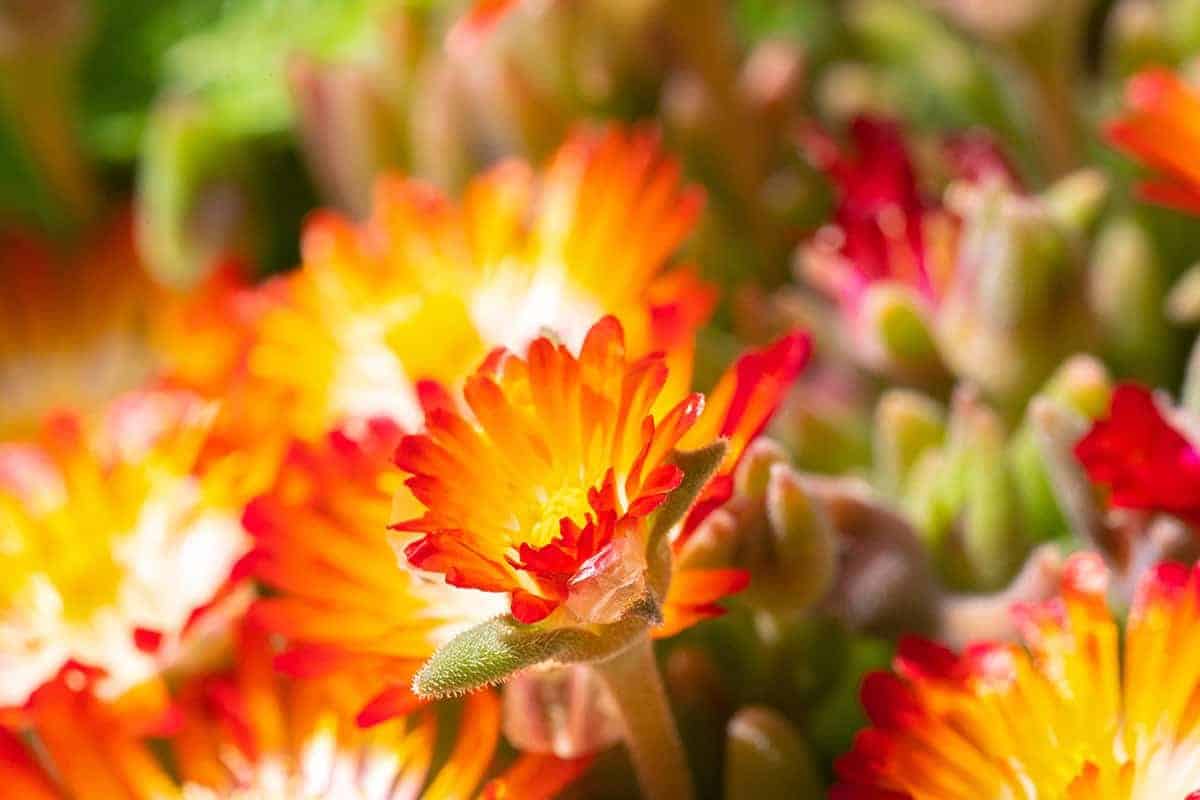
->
[594,633,695,800]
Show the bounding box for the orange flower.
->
[1107,68,1200,215]
[0,624,590,799]
[834,553,1200,799]
[395,316,808,625]
[0,390,251,712]
[242,417,509,724]
[245,318,803,724]
[0,215,161,438]
[247,125,714,439]
[0,213,262,439]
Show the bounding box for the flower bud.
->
[1042,168,1109,236]
[724,707,823,800]
[858,283,944,379]
[1166,262,1200,325]
[947,387,1023,589]
[1106,0,1168,78]
[937,180,1089,401]
[1089,216,1173,384]
[761,464,839,615]
[873,389,946,496]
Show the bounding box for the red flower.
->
[1074,383,1200,525]
[803,117,933,304]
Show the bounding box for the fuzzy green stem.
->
[594,633,695,800]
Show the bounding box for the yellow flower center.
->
[528,485,592,549]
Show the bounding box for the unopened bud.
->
[938,181,1087,400]
[858,283,943,380]
[948,387,1023,589]
[734,437,790,500]
[1165,0,1200,59]
[1106,0,1168,78]
[739,39,805,119]
[1041,168,1109,236]
[1008,358,1111,537]
[873,389,946,496]
[761,465,838,615]
[815,62,890,121]
[1166,262,1200,325]
[1038,354,1113,419]
[1028,396,1108,550]
[724,707,823,800]
[925,0,1045,40]
[1089,216,1172,384]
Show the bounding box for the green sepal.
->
[412,597,660,700]
[650,441,729,546]
[646,440,729,598]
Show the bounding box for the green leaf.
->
[413,599,660,700]
[163,0,411,138]
[78,0,225,161]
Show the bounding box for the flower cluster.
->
[0,115,802,799]
[14,1,1200,797]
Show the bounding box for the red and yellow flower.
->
[0,212,262,439]
[395,315,808,627]
[247,125,714,439]
[0,390,251,713]
[834,552,1200,798]
[245,316,804,723]
[242,417,509,725]
[0,623,589,799]
[0,215,161,439]
[1107,68,1200,215]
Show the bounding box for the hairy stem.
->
[594,633,695,800]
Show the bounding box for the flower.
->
[0,390,251,711]
[0,623,590,799]
[800,117,951,313]
[242,417,509,725]
[833,552,1200,798]
[1074,383,1200,526]
[800,117,1014,317]
[0,213,261,439]
[1107,68,1200,215]
[247,125,714,439]
[0,215,161,439]
[395,315,808,626]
